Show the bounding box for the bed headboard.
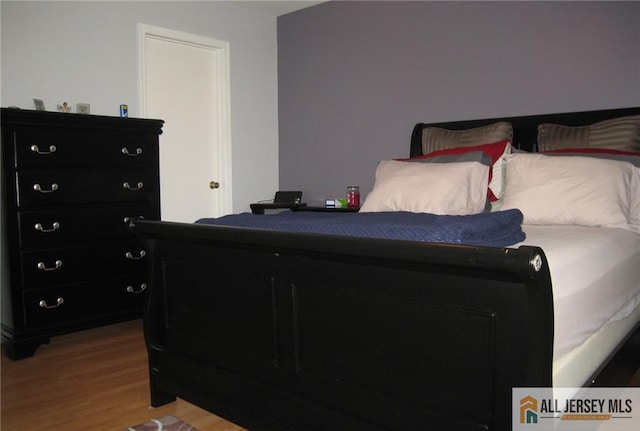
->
[410,106,640,157]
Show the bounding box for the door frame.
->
[138,23,233,217]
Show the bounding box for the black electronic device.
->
[273,191,303,204]
[250,191,305,214]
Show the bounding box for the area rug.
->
[124,415,199,431]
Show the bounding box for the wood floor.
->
[2,320,639,431]
[0,319,246,431]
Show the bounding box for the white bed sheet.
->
[518,225,640,363]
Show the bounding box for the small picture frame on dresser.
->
[33,99,45,111]
[76,103,90,114]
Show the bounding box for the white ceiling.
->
[230,1,329,17]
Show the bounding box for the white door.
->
[139,24,232,222]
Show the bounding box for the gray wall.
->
[278,1,640,205]
[1,0,280,213]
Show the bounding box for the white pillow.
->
[500,153,638,229]
[360,160,489,215]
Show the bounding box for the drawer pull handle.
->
[30,144,57,155]
[123,181,144,191]
[122,147,143,156]
[39,297,65,309]
[33,183,59,193]
[125,250,146,260]
[35,222,60,233]
[126,283,147,294]
[123,215,144,224]
[37,260,63,271]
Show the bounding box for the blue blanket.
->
[196,209,525,247]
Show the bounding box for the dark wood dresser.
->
[1,108,163,359]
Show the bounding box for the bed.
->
[130,107,640,431]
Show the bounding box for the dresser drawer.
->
[23,275,147,328]
[16,168,158,207]
[21,241,148,288]
[18,205,158,247]
[12,130,158,168]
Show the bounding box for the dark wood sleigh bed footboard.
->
[131,219,553,431]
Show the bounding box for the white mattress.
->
[553,306,640,387]
[518,225,640,386]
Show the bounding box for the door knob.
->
[209,181,220,189]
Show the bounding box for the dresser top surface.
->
[1,108,163,134]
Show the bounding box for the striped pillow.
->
[537,115,640,152]
[420,121,512,155]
